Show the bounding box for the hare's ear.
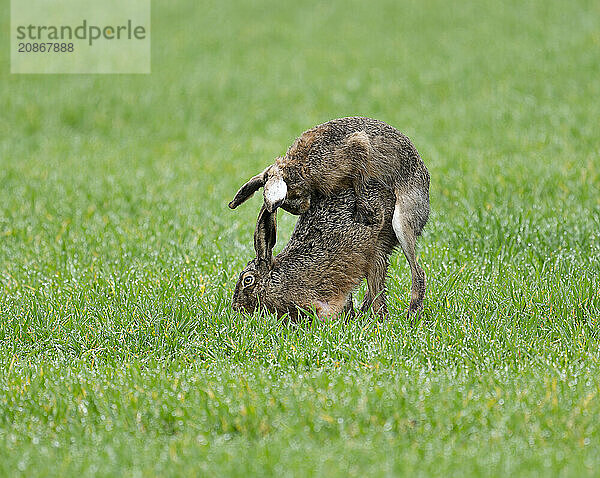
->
[254,205,277,266]
[229,166,271,209]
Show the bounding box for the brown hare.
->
[232,181,400,319]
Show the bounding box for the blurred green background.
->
[1,0,599,476]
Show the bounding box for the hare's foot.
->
[404,266,426,326]
[342,293,356,322]
[360,301,388,320]
[376,304,389,321]
[406,305,423,326]
[410,266,426,311]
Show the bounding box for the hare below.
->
[232,180,416,319]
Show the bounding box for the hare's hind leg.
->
[360,252,390,319]
[392,191,427,320]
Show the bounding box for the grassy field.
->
[1,0,599,475]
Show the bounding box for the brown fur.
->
[232,182,397,320]
[230,116,429,232]
[230,117,431,318]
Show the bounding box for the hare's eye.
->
[243,275,255,287]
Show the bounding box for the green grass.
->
[1,0,599,475]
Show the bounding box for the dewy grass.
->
[1,0,599,476]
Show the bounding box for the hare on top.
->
[229,116,429,228]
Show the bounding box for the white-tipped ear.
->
[264,176,287,212]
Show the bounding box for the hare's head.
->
[274,158,311,212]
[232,206,277,314]
[228,160,310,214]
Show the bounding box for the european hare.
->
[232,181,401,319]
